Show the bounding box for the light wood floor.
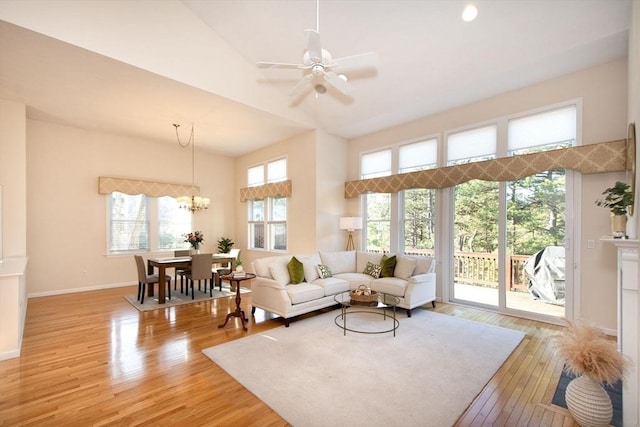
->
[0,285,579,426]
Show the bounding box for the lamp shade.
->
[339,216,362,231]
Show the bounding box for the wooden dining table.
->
[147,254,236,304]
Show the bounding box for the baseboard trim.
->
[28,281,136,298]
[0,348,21,361]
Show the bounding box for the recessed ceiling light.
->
[462,4,478,22]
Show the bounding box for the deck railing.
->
[453,252,530,292]
[375,249,531,292]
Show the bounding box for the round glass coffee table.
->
[334,291,400,337]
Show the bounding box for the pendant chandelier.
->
[173,123,210,214]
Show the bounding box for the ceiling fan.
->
[256,4,377,99]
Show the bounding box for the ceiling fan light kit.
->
[256,0,377,100]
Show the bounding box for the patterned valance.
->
[240,180,292,202]
[98,176,199,198]
[345,139,626,198]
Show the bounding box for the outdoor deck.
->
[454,283,565,317]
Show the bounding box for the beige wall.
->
[0,99,27,258]
[347,60,628,330]
[234,128,350,270]
[25,119,235,295]
[234,131,318,270]
[0,0,316,131]
[315,129,350,252]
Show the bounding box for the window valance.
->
[98,176,199,198]
[240,180,292,202]
[344,139,626,198]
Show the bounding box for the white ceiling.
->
[0,0,631,156]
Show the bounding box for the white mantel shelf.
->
[601,236,640,248]
[601,237,639,427]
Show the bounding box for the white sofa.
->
[250,251,436,326]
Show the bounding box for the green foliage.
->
[454,180,499,253]
[365,193,391,251]
[507,170,566,254]
[217,237,234,253]
[404,188,436,250]
[595,181,633,216]
[454,169,566,256]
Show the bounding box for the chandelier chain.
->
[173,123,194,149]
[173,123,209,214]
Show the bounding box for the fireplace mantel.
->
[602,237,639,426]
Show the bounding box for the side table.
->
[218,273,255,331]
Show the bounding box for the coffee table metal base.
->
[334,307,399,336]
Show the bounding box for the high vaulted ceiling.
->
[0,0,631,156]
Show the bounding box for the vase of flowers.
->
[184,231,204,254]
[553,320,628,427]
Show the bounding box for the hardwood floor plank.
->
[0,286,578,426]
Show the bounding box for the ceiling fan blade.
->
[257,61,309,70]
[330,52,378,72]
[289,73,314,97]
[304,29,322,63]
[323,71,354,96]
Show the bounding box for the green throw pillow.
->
[288,256,305,284]
[363,261,382,279]
[380,255,397,277]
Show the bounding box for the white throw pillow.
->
[269,261,291,286]
[356,251,384,273]
[319,251,356,274]
[299,254,321,283]
[414,256,434,275]
[394,255,417,279]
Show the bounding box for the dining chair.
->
[134,255,172,304]
[212,248,241,291]
[174,249,191,293]
[186,253,214,299]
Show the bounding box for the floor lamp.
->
[339,217,362,251]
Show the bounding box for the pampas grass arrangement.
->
[553,319,626,386]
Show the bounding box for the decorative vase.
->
[191,243,200,255]
[565,375,612,427]
[610,214,627,238]
[236,265,243,272]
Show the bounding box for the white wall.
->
[26,119,235,295]
[348,59,628,331]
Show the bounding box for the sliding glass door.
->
[447,104,576,321]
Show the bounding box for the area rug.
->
[202,308,525,427]
[124,287,249,312]
[552,369,622,427]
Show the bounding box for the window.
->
[508,106,576,154]
[400,139,438,255]
[108,192,191,254]
[248,158,288,251]
[447,125,497,165]
[109,192,149,252]
[158,196,192,250]
[361,149,392,252]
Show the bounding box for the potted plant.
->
[595,181,633,238]
[553,320,627,427]
[235,259,243,272]
[217,237,234,254]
